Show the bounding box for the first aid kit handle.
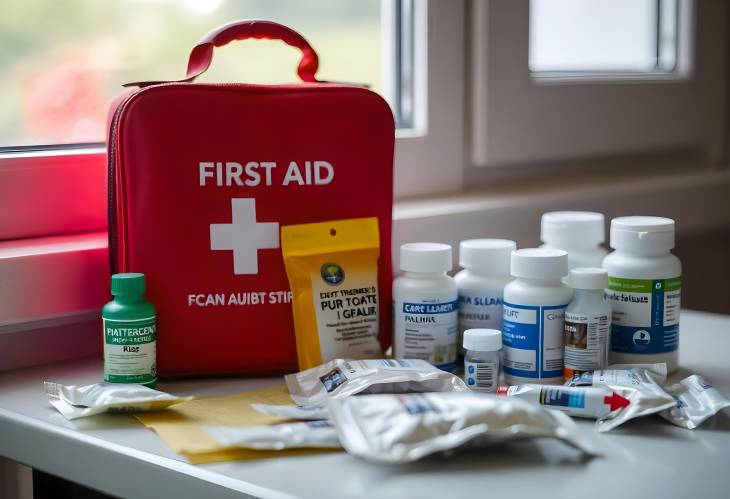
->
[186,19,320,83]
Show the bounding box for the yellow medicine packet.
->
[281,217,383,370]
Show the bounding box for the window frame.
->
[389,0,466,198]
[468,0,726,172]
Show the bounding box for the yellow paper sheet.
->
[134,385,338,464]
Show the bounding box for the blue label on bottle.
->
[502,302,567,379]
[610,324,679,354]
[606,277,681,355]
[540,387,586,408]
[402,301,459,314]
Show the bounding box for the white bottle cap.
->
[400,243,453,273]
[463,328,502,352]
[459,239,516,274]
[568,267,608,290]
[510,248,568,279]
[610,216,675,252]
[541,211,605,248]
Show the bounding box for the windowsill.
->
[0,231,108,328]
[2,169,729,370]
[393,169,730,266]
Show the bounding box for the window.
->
[1,0,385,149]
[529,0,678,74]
[469,0,725,171]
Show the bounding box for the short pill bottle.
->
[540,211,608,269]
[463,328,502,393]
[502,249,573,385]
[603,216,681,373]
[454,239,516,356]
[393,243,459,372]
[563,267,611,380]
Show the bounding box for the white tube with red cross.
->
[497,384,630,419]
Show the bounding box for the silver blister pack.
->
[285,358,468,407]
[660,374,730,429]
[204,420,340,450]
[327,392,596,463]
[44,382,191,420]
[252,403,330,421]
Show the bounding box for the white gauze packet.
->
[607,363,668,381]
[285,358,468,407]
[327,392,596,463]
[204,420,340,450]
[564,366,676,432]
[251,403,330,421]
[660,374,730,429]
[45,382,192,420]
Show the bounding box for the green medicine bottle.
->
[102,273,157,387]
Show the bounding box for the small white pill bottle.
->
[603,216,681,373]
[463,328,502,393]
[563,268,611,380]
[454,239,516,356]
[541,211,608,269]
[502,248,573,385]
[393,243,459,372]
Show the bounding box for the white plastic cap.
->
[510,248,568,279]
[610,216,675,252]
[459,239,516,275]
[400,243,453,273]
[541,211,605,248]
[569,267,608,290]
[463,329,502,352]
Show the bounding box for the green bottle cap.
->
[111,273,146,296]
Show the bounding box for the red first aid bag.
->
[107,20,394,377]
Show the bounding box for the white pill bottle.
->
[393,243,459,372]
[502,249,573,385]
[454,239,516,356]
[603,216,681,373]
[540,211,608,269]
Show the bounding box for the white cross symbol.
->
[210,198,279,275]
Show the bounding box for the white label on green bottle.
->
[103,317,157,384]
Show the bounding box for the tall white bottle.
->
[541,211,608,269]
[603,217,681,373]
[502,248,573,385]
[454,239,516,356]
[393,243,459,372]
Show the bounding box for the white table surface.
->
[1,309,729,499]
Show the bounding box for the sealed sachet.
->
[204,420,340,450]
[605,363,668,381]
[660,374,730,429]
[252,403,330,421]
[327,392,596,463]
[564,366,676,432]
[285,358,468,407]
[281,217,383,370]
[45,382,191,420]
